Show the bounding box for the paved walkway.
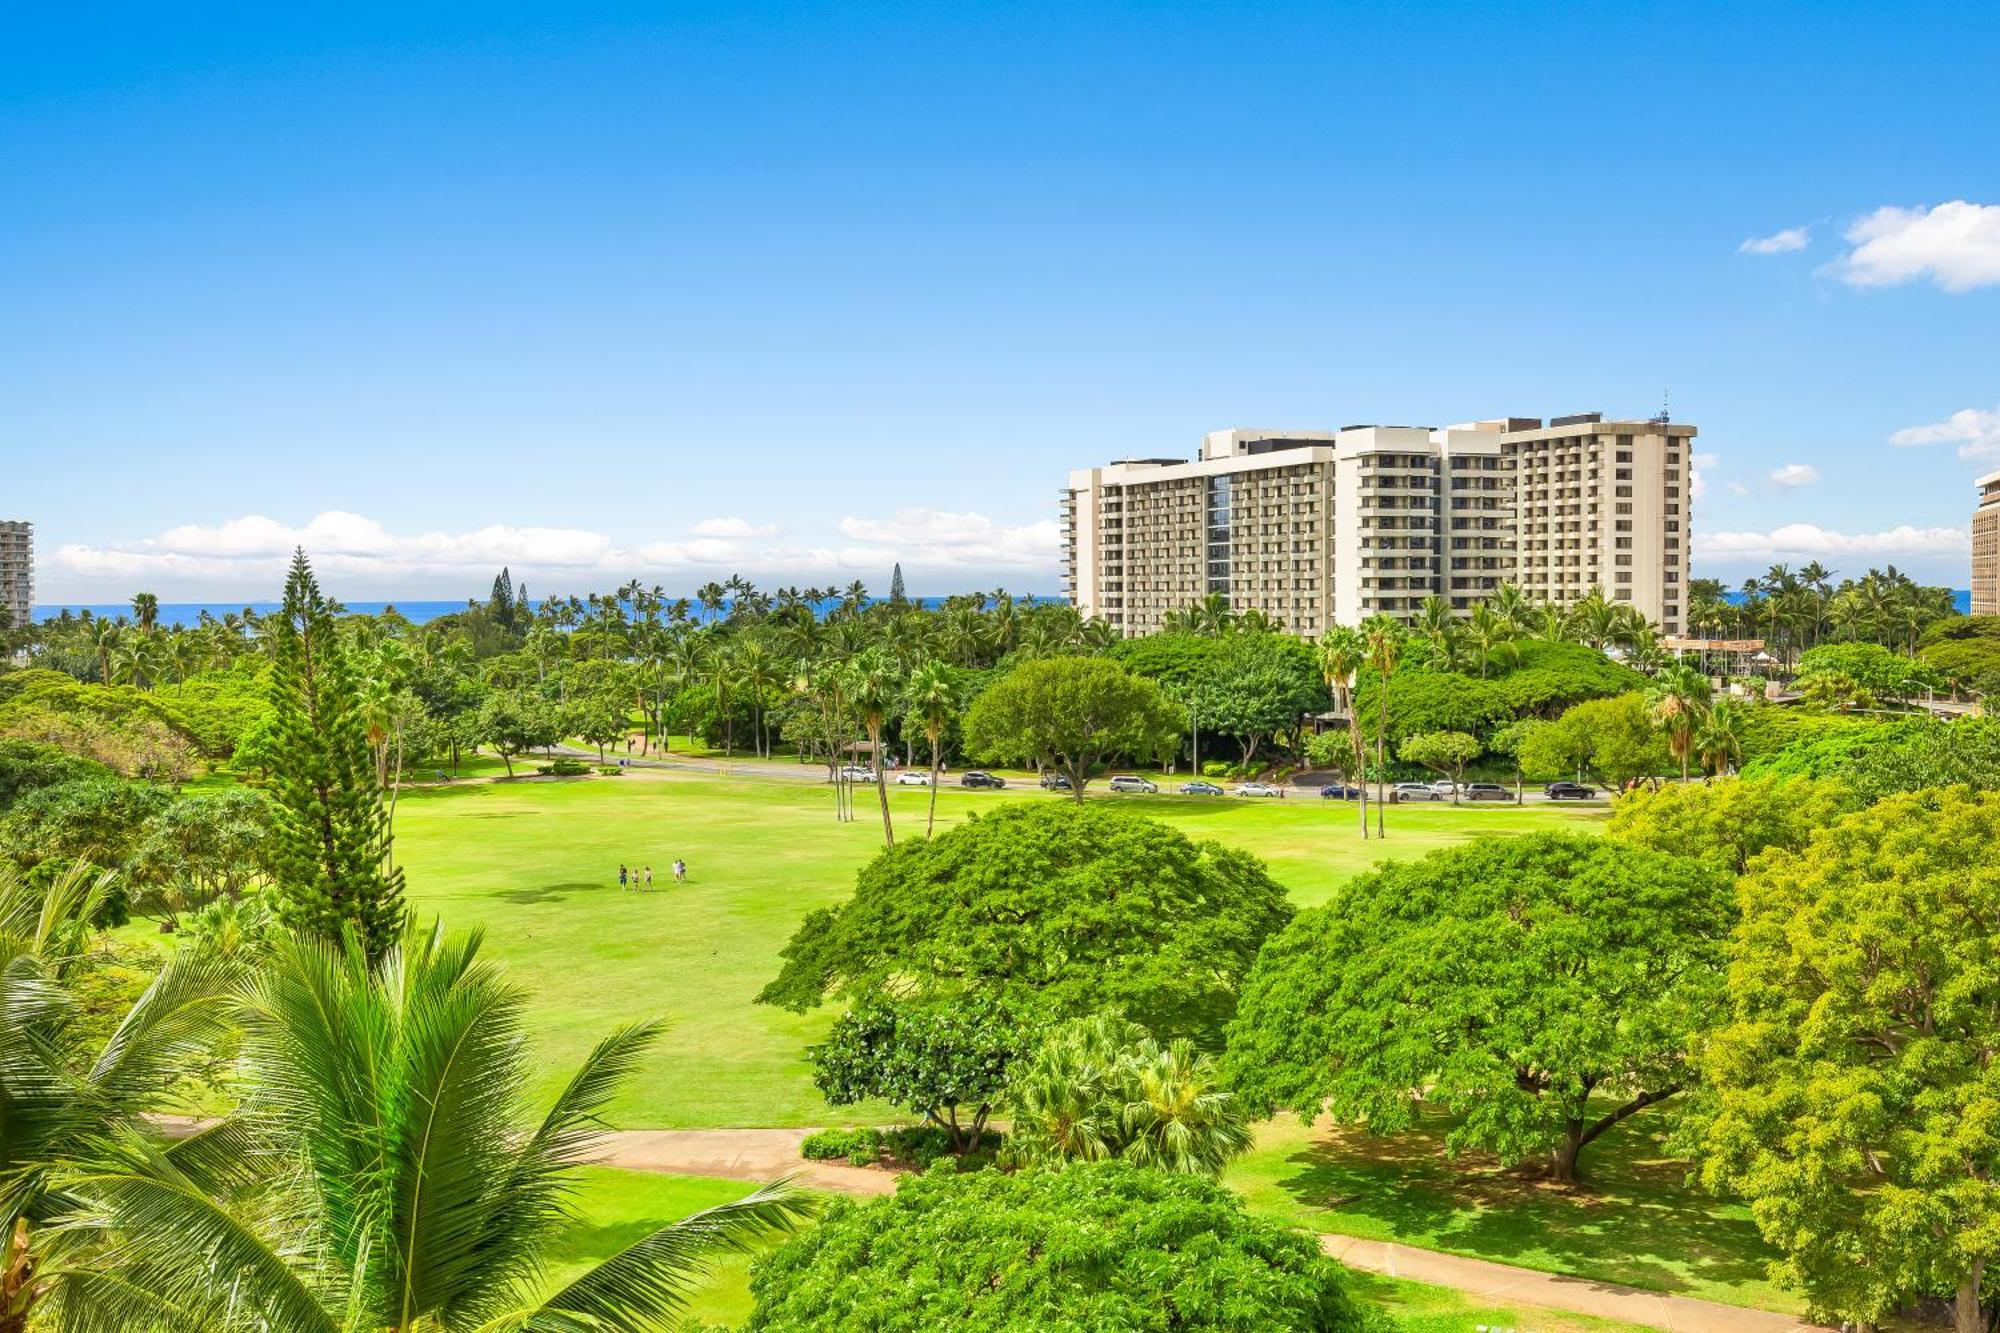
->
[588,1128,1826,1333]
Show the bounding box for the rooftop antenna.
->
[1652,388,1671,425]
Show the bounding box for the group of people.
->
[620,861,684,890]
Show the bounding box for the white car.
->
[1393,782,1445,802]
[838,765,876,782]
[1236,782,1282,797]
[894,770,932,786]
[1107,775,1158,794]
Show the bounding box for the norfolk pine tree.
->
[264,551,406,961]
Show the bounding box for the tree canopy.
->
[962,656,1180,796]
[810,994,1026,1152]
[742,1161,1386,1333]
[1607,774,1862,875]
[1224,833,1731,1181]
[758,803,1292,1046]
[1699,787,2000,1333]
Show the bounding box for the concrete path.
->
[588,1128,1825,1333]
[1318,1236,1820,1333]
[595,1126,899,1195]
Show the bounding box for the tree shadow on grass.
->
[492,880,600,905]
[1276,1116,1778,1300]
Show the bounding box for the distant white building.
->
[1061,414,1694,637]
[0,520,30,630]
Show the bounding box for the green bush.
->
[801,1127,882,1162]
[536,757,591,777]
[595,765,623,776]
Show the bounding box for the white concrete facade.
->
[0,521,30,630]
[1062,414,1694,637]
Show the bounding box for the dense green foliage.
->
[1005,1013,1252,1177]
[962,656,1181,794]
[759,802,1292,1046]
[743,1162,1385,1332]
[809,994,1026,1151]
[262,553,406,959]
[1700,788,2000,1332]
[1225,833,1731,1181]
[1515,693,1673,786]
[1607,775,1862,875]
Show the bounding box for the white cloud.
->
[687,516,778,539]
[1768,463,1820,488]
[49,507,1060,598]
[835,509,1060,570]
[1689,452,1718,502]
[1696,523,1967,564]
[1890,406,2000,460]
[1739,226,1810,255]
[1727,481,1752,497]
[1831,201,2000,292]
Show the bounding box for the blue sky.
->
[6,1,1999,602]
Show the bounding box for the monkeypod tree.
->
[758,802,1291,1048]
[1224,833,1730,1183]
[962,657,1180,798]
[742,1162,1387,1333]
[1700,787,2000,1333]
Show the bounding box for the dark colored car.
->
[1039,772,1073,790]
[960,771,1006,789]
[1545,781,1598,800]
[1463,783,1513,801]
[1318,783,1363,800]
[1180,780,1225,796]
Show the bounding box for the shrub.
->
[744,1162,1384,1332]
[596,765,623,776]
[536,757,591,777]
[800,1127,882,1162]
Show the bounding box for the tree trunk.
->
[927,732,942,836]
[869,723,894,847]
[1375,687,1389,838]
[1549,1119,1586,1184]
[1953,1262,1988,1333]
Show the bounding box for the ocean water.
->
[30,594,1062,630]
[1721,589,1972,614]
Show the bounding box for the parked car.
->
[1545,781,1598,800]
[1236,782,1281,797]
[1318,783,1363,800]
[894,770,931,786]
[1039,772,1073,790]
[960,771,1006,789]
[838,764,875,782]
[1392,782,1444,802]
[1462,783,1512,802]
[1180,780,1226,796]
[1107,775,1158,794]
[1427,780,1460,797]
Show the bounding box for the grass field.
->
[393,768,1605,1126]
[1226,1112,1794,1314]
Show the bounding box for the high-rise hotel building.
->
[1973,470,2000,617]
[0,521,32,630]
[1061,414,1695,637]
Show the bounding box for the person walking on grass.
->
[619,864,628,890]
[644,865,653,890]
[673,858,686,884]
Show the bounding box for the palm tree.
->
[129,591,159,635]
[59,924,805,1332]
[1317,626,1368,839]
[1361,614,1405,838]
[695,581,728,625]
[1466,602,1519,677]
[1567,590,1620,652]
[1,864,234,1333]
[848,649,899,847]
[1412,595,1456,666]
[1647,662,1713,783]
[906,660,958,836]
[734,639,781,759]
[1696,697,1744,777]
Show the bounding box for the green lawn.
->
[557,1166,1667,1333]
[393,769,1605,1125]
[546,1169,775,1327]
[1226,1112,1795,1314]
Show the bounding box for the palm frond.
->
[515,1180,811,1333]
